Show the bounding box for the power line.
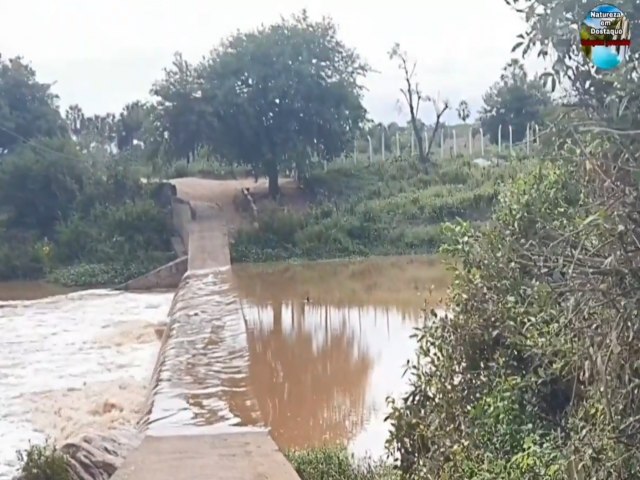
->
[0,124,102,162]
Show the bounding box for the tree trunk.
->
[412,120,427,164]
[266,159,280,199]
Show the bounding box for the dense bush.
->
[385,149,640,479]
[0,140,175,285]
[0,230,47,280]
[0,139,88,236]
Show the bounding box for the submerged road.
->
[113,178,299,480]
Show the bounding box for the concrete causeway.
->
[112,178,300,480]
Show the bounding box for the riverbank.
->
[0,141,178,288]
[230,157,521,263]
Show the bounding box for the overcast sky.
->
[0,0,532,124]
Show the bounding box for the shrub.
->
[385,154,640,479]
[16,443,70,480]
[0,230,46,280]
[287,447,399,480]
[54,201,173,266]
[0,139,88,236]
[47,254,173,287]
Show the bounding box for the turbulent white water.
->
[0,289,173,479]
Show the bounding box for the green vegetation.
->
[383,1,640,479]
[287,447,399,480]
[0,139,175,286]
[231,157,520,263]
[479,59,552,145]
[15,443,70,480]
[151,11,368,198]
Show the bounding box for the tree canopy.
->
[479,59,552,145]
[0,56,66,153]
[198,11,369,197]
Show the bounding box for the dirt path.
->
[167,177,299,271]
[169,176,299,227]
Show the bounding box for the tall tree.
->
[65,104,86,138]
[116,101,151,151]
[83,113,117,151]
[478,59,551,145]
[200,11,369,197]
[457,100,470,123]
[389,44,428,164]
[151,52,205,163]
[0,56,66,154]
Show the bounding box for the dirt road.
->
[168,177,298,271]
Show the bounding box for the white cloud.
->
[0,0,537,123]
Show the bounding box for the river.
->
[0,255,449,478]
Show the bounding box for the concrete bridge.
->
[113,178,300,480]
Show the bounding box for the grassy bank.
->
[231,157,524,263]
[287,447,399,480]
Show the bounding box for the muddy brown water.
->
[143,255,450,458]
[0,255,450,476]
[0,281,80,301]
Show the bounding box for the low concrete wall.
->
[120,256,188,291]
[117,193,194,292]
[172,196,195,251]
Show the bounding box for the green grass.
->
[46,253,175,287]
[286,447,400,480]
[231,156,524,263]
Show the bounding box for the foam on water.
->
[0,289,173,479]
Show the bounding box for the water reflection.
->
[244,301,373,449]
[241,301,421,457]
[231,255,449,315]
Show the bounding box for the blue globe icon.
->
[580,4,631,71]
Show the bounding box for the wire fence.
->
[342,122,546,167]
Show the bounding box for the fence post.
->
[381,130,385,162]
[452,130,457,157]
[498,125,502,153]
[353,139,357,165]
[396,132,400,156]
[480,128,485,156]
[367,135,373,164]
[509,125,513,155]
[424,129,428,154]
[468,128,473,156]
[535,124,540,146]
